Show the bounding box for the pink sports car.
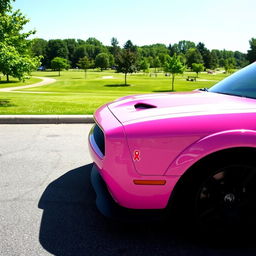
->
[89,62,256,228]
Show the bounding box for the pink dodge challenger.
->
[89,63,256,227]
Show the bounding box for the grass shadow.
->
[152,90,174,92]
[0,99,16,107]
[105,84,130,87]
[44,75,60,78]
[0,81,19,84]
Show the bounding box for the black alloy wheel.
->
[195,164,256,231]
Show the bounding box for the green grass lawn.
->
[0,77,41,89]
[0,69,228,114]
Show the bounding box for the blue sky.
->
[14,0,255,53]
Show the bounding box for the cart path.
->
[0,77,56,93]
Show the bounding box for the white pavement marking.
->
[0,77,56,93]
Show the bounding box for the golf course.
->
[0,69,229,115]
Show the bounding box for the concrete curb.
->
[0,115,95,124]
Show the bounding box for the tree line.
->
[30,37,256,73]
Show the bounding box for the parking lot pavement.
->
[1,124,256,256]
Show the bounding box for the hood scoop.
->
[108,91,256,124]
[134,103,157,110]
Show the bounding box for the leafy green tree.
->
[158,53,169,67]
[151,44,169,56]
[110,37,120,62]
[111,37,119,48]
[95,53,109,71]
[247,38,256,63]
[209,51,219,69]
[51,57,69,76]
[211,49,223,67]
[186,48,203,68]
[179,40,196,54]
[168,43,178,56]
[85,44,107,61]
[153,57,161,73]
[124,40,137,52]
[164,55,185,91]
[30,38,47,66]
[224,57,236,73]
[140,44,169,58]
[170,40,196,55]
[147,56,154,67]
[73,45,87,67]
[77,39,86,45]
[0,0,12,13]
[219,58,225,67]
[234,51,248,68]
[46,39,68,66]
[0,0,41,81]
[178,53,187,65]
[85,37,103,47]
[139,58,150,73]
[0,43,40,81]
[196,42,211,68]
[64,39,78,68]
[84,38,108,61]
[31,38,47,56]
[192,63,204,77]
[108,54,115,67]
[116,44,138,85]
[77,56,91,78]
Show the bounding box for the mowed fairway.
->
[0,70,228,114]
[0,77,41,89]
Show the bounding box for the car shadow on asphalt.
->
[38,164,256,256]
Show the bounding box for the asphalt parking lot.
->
[1,124,256,256]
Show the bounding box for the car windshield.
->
[209,62,256,99]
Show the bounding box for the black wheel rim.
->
[195,164,256,230]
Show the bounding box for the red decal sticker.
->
[134,150,140,161]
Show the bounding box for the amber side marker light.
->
[133,180,166,185]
